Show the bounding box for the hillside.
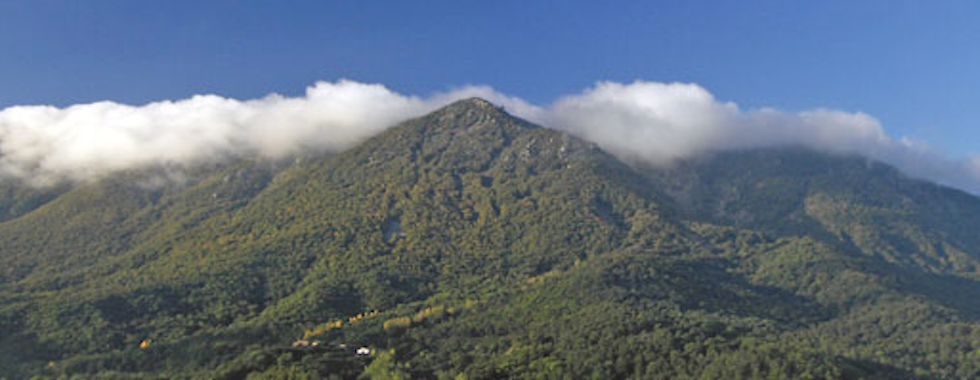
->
[2,99,980,379]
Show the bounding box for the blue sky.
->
[0,0,977,156]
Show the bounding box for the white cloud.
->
[546,81,891,163]
[0,79,978,193]
[546,81,980,193]
[0,80,438,184]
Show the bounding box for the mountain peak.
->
[446,97,498,110]
[414,97,536,134]
[434,97,508,119]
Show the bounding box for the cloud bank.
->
[0,79,978,193]
[546,81,980,193]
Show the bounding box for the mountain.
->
[645,148,980,277]
[2,98,980,379]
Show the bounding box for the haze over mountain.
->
[1,80,978,194]
[1,99,980,378]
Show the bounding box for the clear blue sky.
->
[0,0,977,155]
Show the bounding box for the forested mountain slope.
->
[644,149,980,279]
[1,99,979,379]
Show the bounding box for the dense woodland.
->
[2,99,980,379]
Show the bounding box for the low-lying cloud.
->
[548,82,889,164]
[0,79,978,193]
[546,81,980,193]
[0,81,431,184]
